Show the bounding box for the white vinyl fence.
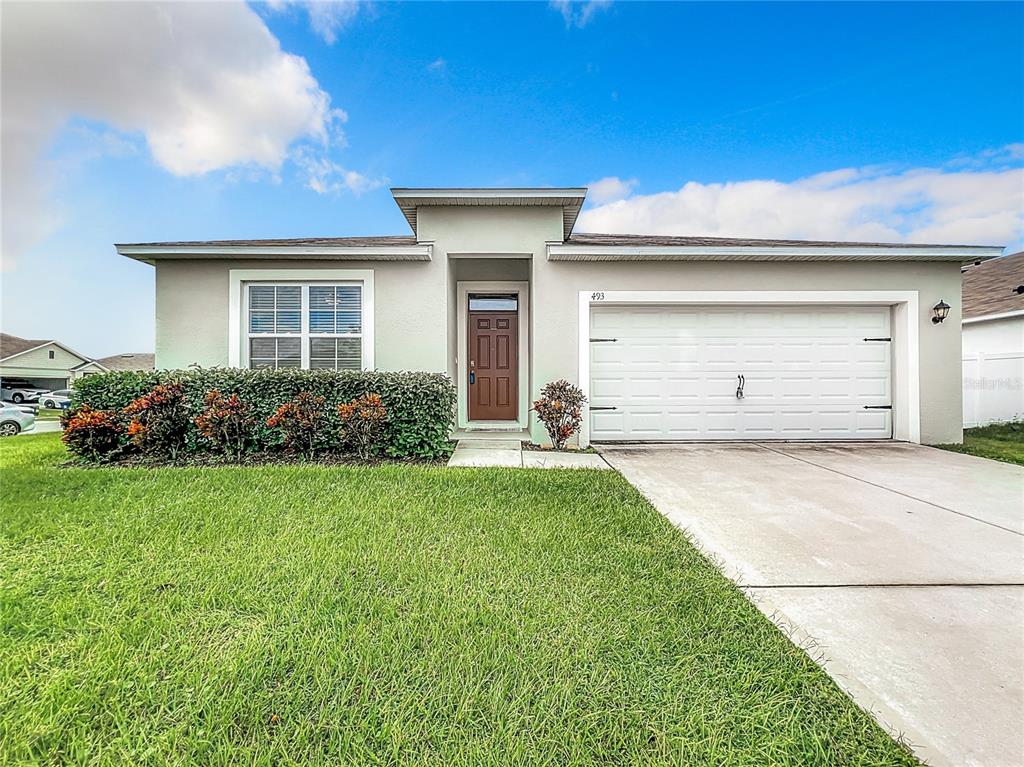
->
[963,350,1024,427]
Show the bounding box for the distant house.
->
[92,353,156,372]
[0,333,98,390]
[961,251,1024,427]
[0,333,154,392]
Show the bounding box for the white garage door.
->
[589,304,892,440]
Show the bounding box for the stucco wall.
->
[154,257,446,373]
[530,258,965,444]
[150,204,966,445]
[416,205,561,386]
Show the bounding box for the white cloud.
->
[294,148,386,195]
[0,1,361,268]
[587,176,638,205]
[550,0,611,28]
[427,58,447,73]
[577,153,1024,249]
[263,0,364,45]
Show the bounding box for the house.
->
[116,187,1003,446]
[0,333,99,390]
[961,251,1024,427]
[92,353,156,372]
[0,334,155,392]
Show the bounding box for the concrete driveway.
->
[601,442,1024,767]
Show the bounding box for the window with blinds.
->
[246,283,362,370]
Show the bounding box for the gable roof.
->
[92,353,155,372]
[0,333,48,359]
[962,251,1024,320]
[0,333,92,365]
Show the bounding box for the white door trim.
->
[228,268,375,370]
[457,281,530,430]
[577,290,920,446]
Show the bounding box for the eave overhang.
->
[391,187,586,240]
[546,244,1005,263]
[116,243,433,265]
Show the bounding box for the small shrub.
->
[194,390,255,459]
[266,392,329,458]
[61,406,124,460]
[532,379,587,450]
[338,393,388,460]
[124,383,189,460]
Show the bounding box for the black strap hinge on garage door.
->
[590,406,618,411]
[590,338,618,343]
[863,337,892,342]
[863,405,893,410]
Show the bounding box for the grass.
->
[34,408,64,422]
[0,434,917,766]
[934,421,1024,466]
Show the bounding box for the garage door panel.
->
[590,304,892,441]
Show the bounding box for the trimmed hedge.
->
[72,369,456,459]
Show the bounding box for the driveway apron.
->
[601,442,1024,767]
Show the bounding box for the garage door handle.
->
[590,406,617,411]
[735,374,745,399]
[863,405,892,410]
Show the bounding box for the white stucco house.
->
[961,251,1024,427]
[116,187,1003,446]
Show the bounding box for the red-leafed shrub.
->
[194,390,255,459]
[337,393,388,460]
[123,383,189,460]
[531,379,587,451]
[61,406,124,460]
[266,391,329,458]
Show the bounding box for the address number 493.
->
[591,292,605,301]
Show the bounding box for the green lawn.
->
[34,408,64,422]
[934,421,1024,466]
[1,434,916,766]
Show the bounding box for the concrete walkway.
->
[448,437,610,469]
[601,442,1024,767]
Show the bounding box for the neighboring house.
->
[961,251,1024,427]
[0,334,155,393]
[116,187,1003,446]
[92,353,156,372]
[0,333,101,390]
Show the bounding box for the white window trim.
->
[576,290,920,447]
[456,281,530,431]
[229,269,374,370]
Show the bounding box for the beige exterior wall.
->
[0,342,89,382]
[150,204,965,445]
[154,256,445,373]
[531,258,964,444]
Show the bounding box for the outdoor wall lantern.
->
[931,299,951,324]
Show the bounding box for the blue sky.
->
[2,1,1022,356]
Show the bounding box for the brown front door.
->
[469,311,518,421]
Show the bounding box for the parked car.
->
[0,378,48,404]
[0,404,36,436]
[39,389,72,409]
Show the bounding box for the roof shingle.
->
[566,233,980,249]
[962,251,1024,319]
[0,333,49,360]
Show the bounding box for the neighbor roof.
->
[962,251,1024,320]
[92,353,155,372]
[0,333,48,360]
[390,188,587,240]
